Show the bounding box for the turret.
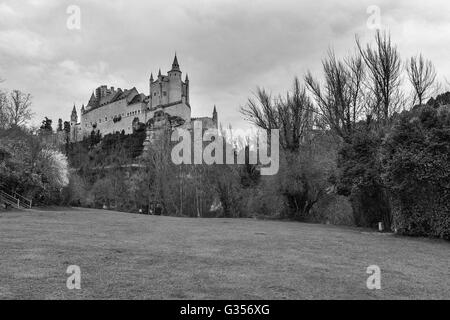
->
[171,53,180,72]
[168,53,182,80]
[70,104,78,124]
[213,105,218,126]
[149,73,153,101]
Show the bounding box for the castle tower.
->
[148,56,191,123]
[70,105,78,142]
[168,54,182,104]
[70,105,78,124]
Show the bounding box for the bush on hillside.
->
[310,194,354,226]
[336,129,392,229]
[381,105,450,239]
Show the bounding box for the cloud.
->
[0,0,449,129]
[0,3,18,19]
[0,29,55,61]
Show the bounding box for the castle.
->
[68,55,218,143]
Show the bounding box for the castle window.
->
[154,92,157,96]
[163,91,167,96]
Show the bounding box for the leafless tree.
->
[0,92,8,129]
[0,78,8,129]
[305,50,365,142]
[7,90,34,127]
[406,54,437,106]
[240,77,314,151]
[240,88,277,131]
[356,31,403,122]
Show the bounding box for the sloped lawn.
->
[0,208,448,299]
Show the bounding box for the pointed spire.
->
[185,73,189,82]
[212,105,218,125]
[150,73,154,81]
[71,104,78,123]
[171,53,180,71]
[158,69,162,77]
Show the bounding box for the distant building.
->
[68,55,218,143]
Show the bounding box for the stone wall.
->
[80,100,147,139]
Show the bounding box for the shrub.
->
[310,194,354,226]
[337,129,391,229]
[381,105,450,239]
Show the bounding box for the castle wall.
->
[80,99,147,139]
[192,117,216,129]
[164,103,191,122]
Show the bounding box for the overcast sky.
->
[1,0,449,129]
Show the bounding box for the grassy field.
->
[0,208,448,300]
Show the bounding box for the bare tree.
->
[356,31,403,122]
[7,90,34,127]
[240,77,314,151]
[0,91,8,129]
[406,54,437,106]
[305,50,365,142]
[240,87,278,131]
[0,78,8,129]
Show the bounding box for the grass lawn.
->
[0,208,448,300]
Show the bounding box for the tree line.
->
[240,30,448,239]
